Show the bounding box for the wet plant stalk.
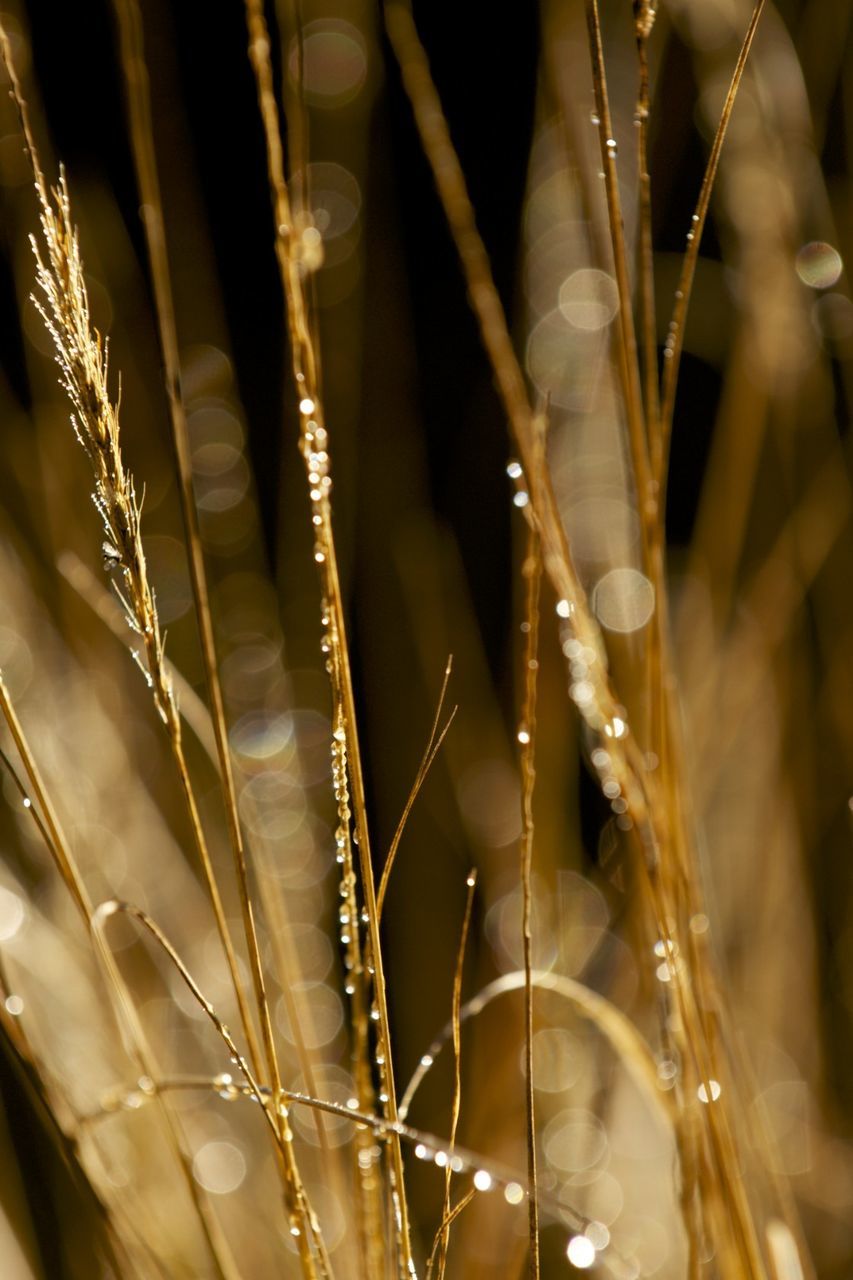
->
[437,870,477,1280]
[243,1,413,1272]
[109,2,324,1268]
[385,3,770,1272]
[519,525,542,1279]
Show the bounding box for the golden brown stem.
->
[584,0,655,553]
[437,870,477,1279]
[242,1,414,1273]
[519,523,542,1280]
[658,1,768,498]
[377,657,456,921]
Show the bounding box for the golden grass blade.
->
[383,11,776,1269]
[22,119,263,1162]
[519,521,542,1280]
[377,656,457,921]
[436,870,476,1280]
[657,0,768,495]
[583,0,653,547]
[634,3,661,463]
[400,969,674,1130]
[108,0,290,1149]
[426,1190,475,1280]
[241,2,412,1272]
[86,1073,618,1252]
[92,903,282,1151]
[92,901,333,1277]
[383,0,655,801]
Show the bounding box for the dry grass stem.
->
[657,0,768,494]
[519,524,542,1278]
[377,657,457,921]
[583,0,654,549]
[436,869,477,1279]
[109,0,294,1190]
[426,1190,475,1280]
[243,0,413,1271]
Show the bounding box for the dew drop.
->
[567,1234,596,1269]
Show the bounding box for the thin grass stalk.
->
[60,547,342,1203]
[377,658,457,921]
[330,706,384,1280]
[87,1073,617,1251]
[630,2,672,790]
[576,13,769,1266]
[384,2,667,784]
[21,113,278,1236]
[401,968,675,1142]
[242,3,413,1273]
[8,0,264,1122]
[635,2,660,458]
[383,0,667,889]
[436,870,476,1279]
[27,160,266,1132]
[583,0,654,549]
[0,676,240,1280]
[3,14,318,1264]
[110,0,269,1091]
[93,903,288,1153]
[519,523,542,1280]
[384,7,774,1272]
[426,1191,475,1280]
[657,0,768,497]
[107,3,326,1266]
[92,901,334,1279]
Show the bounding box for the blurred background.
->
[0,0,851,1275]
